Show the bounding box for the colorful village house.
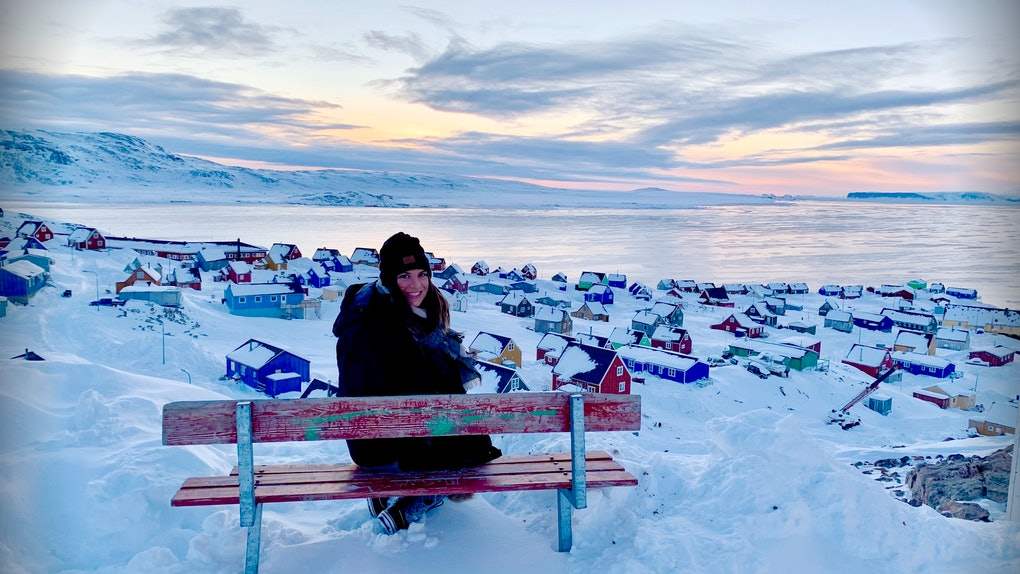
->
[312,248,340,263]
[710,313,764,338]
[435,263,464,281]
[935,327,970,350]
[552,342,632,394]
[968,404,1017,436]
[116,265,161,293]
[226,261,253,284]
[551,272,568,283]
[350,247,380,266]
[534,305,573,335]
[632,285,652,301]
[537,295,571,309]
[764,297,787,315]
[842,344,894,377]
[536,332,576,364]
[674,279,698,292]
[747,284,772,298]
[893,330,936,355]
[650,302,684,327]
[498,291,534,317]
[576,332,611,349]
[67,226,106,250]
[727,339,819,371]
[609,327,648,349]
[969,346,1015,367]
[923,383,975,410]
[699,287,734,308]
[818,298,839,316]
[656,278,677,291]
[743,302,778,327]
[224,283,305,318]
[650,325,692,354]
[697,282,717,292]
[471,260,490,275]
[913,388,951,409]
[784,320,816,334]
[907,279,927,290]
[928,282,946,294]
[271,243,303,261]
[946,286,978,299]
[440,274,470,295]
[840,285,863,299]
[724,283,748,295]
[882,308,938,333]
[508,280,539,293]
[873,284,914,301]
[852,311,894,332]
[765,282,789,294]
[824,310,854,333]
[818,284,841,296]
[302,267,331,288]
[571,301,610,322]
[117,285,182,307]
[165,264,202,291]
[576,271,605,291]
[607,273,627,289]
[15,220,54,243]
[893,351,956,378]
[468,331,522,368]
[424,251,446,272]
[5,250,53,272]
[779,335,821,354]
[473,362,529,393]
[521,263,537,280]
[0,260,48,304]
[618,345,709,385]
[585,284,614,305]
[789,282,809,294]
[469,280,509,295]
[630,310,663,337]
[226,339,310,397]
[500,268,525,281]
[941,304,1020,337]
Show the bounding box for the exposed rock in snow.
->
[906,444,1013,519]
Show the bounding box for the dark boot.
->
[367,497,389,518]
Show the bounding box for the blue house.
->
[508,281,539,293]
[226,339,311,397]
[0,260,48,304]
[469,281,509,295]
[224,283,305,318]
[500,269,525,282]
[852,311,894,332]
[474,362,529,393]
[606,273,627,288]
[618,345,710,384]
[303,267,331,288]
[892,351,956,378]
[585,284,614,305]
[818,284,841,296]
[946,286,977,299]
[327,255,353,273]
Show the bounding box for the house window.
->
[238,297,246,303]
[618,382,625,392]
[668,368,676,377]
[270,295,277,302]
[254,296,262,303]
[616,366,624,376]
[508,342,515,350]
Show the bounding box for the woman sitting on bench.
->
[332,231,502,534]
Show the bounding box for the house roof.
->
[229,260,252,274]
[588,284,611,295]
[552,342,620,385]
[227,339,286,369]
[474,362,524,393]
[537,332,575,353]
[883,309,935,325]
[228,283,300,296]
[827,310,852,322]
[943,304,1020,328]
[844,344,888,366]
[609,327,643,345]
[499,291,530,306]
[724,313,760,329]
[607,273,625,282]
[936,327,969,342]
[632,310,661,325]
[893,351,953,369]
[469,332,512,357]
[576,333,609,348]
[68,227,97,242]
[576,301,608,315]
[618,344,699,371]
[854,311,888,323]
[650,302,679,317]
[701,287,728,300]
[651,325,688,341]
[972,346,1014,359]
[895,330,931,349]
[1,259,46,279]
[535,305,567,322]
[779,335,820,349]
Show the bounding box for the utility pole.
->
[1008,406,1020,521]
[161,320,166,365]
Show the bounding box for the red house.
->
[15,220,54,243]
[699,287,734,307]
[913,389,950,409]
[0,236,9,249]
[710,314,763,338]
[552,342,632,394]
[440,274,469,294]
[424,251,446,272]
[536,332,575,365]
[67,227,106,250]
[650,325,692,354]
[270,243,302,261]
[842,344,893,377]
[521,263,538,280]
[226,261,253,284]
[969,347,1015,367]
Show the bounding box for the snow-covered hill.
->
[846,191,1020,204]
[0,129,779,208]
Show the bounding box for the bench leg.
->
[556,489,572,552]
[244,504,263,574]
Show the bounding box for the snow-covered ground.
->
[1,211,1019,573]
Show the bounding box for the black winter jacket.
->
[333,282,501,470]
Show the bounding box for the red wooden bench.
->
[163,392,641,573]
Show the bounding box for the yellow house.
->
[468,331,522,368]
[263,252,288,271]
[893,330,936,355]
[925,384,976,410]
[942,305,1020,337]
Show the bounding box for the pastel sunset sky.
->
[2,1,1018,195]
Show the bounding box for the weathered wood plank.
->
[182,459,626,489]
[228,450,617,476]
[172,469,638,506]
[163,393,641,446]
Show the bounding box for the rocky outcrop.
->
[905,444,1013,521]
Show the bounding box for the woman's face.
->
[396,268,429,308]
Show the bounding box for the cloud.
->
[363,30,428,61]
[0,69,353,142]
[136,6,279,57]
[813,121,1020,150]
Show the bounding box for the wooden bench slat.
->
[182,459,626,490]
[228,450,618,476]
[172,469,638,506]
[163,393,641,446]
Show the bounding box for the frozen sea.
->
[8,200,1020,307]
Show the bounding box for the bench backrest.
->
[163,392,641,446]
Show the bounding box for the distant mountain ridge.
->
[0,128,780,208]
[847,191,1020,203]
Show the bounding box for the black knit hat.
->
[379,232,431,292]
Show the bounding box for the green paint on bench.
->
[426,415,457,436]
[530,409,559,416]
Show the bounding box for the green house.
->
[907,279,927,290]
